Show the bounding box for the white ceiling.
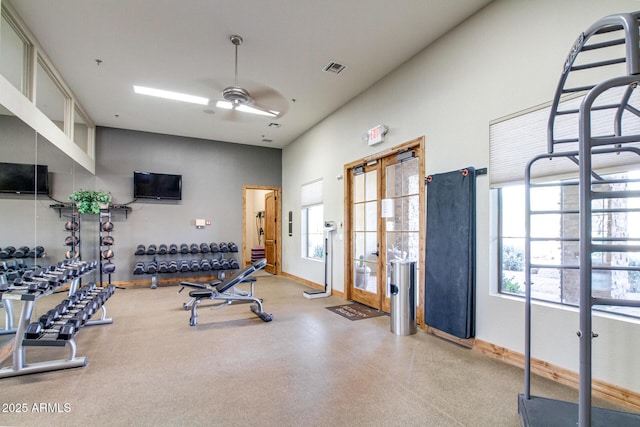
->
[10,0,492,149]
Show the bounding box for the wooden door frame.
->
[344,136,425,325]
[242,185,282,274]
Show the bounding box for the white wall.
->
[282,0,640,392]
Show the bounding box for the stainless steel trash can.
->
[390,259,417,335]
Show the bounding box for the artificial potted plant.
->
[69,190,112,214]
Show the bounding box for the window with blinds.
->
[490,87,640,187]
[492,88,640,317]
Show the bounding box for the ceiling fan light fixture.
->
[134,85,209,105]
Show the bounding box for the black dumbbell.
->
[219,242,229,253]
[27,246,44,258]
[56,302,69,316]
[180,243,189,254]
[179,261,190,272]
[168,261,178,273]
[211,259,221,270]
[102,263,116,274]
[24,322,42,339]
[0,246,16,259]
[189,243,199,254]
[158,261,169,273]
[158,244,168,255]
[65,316,82,330]
[146,244,157,255]
[229,258,240,269]
[200,243,210,253]
[38,313,54,328]
[57,324,75,340]
[146,262,158,274]
[74,310,89,326]
[189,260,200,272]
[36,280,50,291]
[228,242,238,252]
[200,259,211,271]
[133,262,145,275]
[135,244,146,255]
[47,307,62,321]
[13,246,29,258]
[209,242,219,253]
[84,300,99,316]
[169,244,178,254]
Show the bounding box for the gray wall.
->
[0,123,281,284]
[95,127,282,282]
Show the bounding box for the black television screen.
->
[0,162,49,195]
[134,171,182,200]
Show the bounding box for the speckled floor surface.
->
[0,275,627,426]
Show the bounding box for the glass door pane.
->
[384,157,420,302]
[353,168,378,297]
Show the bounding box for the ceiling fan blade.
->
[215,99,277,118]
[216,105,241,122]
[214,35,280,119]
[236,103,279,117]
[246,85,280,101]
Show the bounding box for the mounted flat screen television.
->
[0,162,49,195]
[134,171,182,200]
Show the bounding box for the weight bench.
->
[178,258,272,326]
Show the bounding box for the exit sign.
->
[367,124,387,146]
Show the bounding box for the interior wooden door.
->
[264,191,277,274]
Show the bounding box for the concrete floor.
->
[0,274,624,426]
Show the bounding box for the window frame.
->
[301,203,324,261]
[492,89,640,319]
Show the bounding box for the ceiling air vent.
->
[323,61,346,74]
[261,138,273,143]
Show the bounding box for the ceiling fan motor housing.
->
[222,85,251,105]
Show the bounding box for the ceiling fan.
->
[215,35,279,118]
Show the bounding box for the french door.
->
[346,138,425,314]
[350,162,382,309]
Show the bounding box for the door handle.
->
[371,251,380,257]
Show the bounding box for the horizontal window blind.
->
[301,179,323,207]
[490,86,640,187]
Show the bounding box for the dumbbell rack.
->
[133,242,240,289]
[0,261,114,379]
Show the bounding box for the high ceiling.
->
[10,0,492,149]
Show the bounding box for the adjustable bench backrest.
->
[215,258,267,293]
